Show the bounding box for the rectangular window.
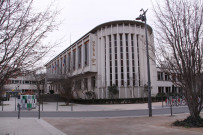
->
[63,55,66,74]
[115,60,117,66]
[120,34,122,47]
[125,34,128,48]
[60,58,62,74]
[84,41,89,66]
[73,50,76,70]
[15,80,20,84]
[121,53,123,59]
[172,85,176,93]
[78,46,82,68]
[116,80,118,86]
[68,53,71,72]
[109,35,111,47]
[158,87,164,93]
[24,80,30,84]
[166,87,171,94]
[84,78,88,89]
[121,80,124,86]
[157,72,163,80]
[131,34,134,51]
[178,87,182,93]
[91,76,96,89]
[57,60,59,74]
[165,73,170,81]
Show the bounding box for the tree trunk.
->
[187,99,201,119]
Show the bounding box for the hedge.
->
[71,96,166,104]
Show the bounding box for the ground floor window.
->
[158,87,164,93]
[91,76,96,89]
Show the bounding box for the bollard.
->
[1,100,3,111]
[170,97,173,116]
[15,96,16,111]
[18,103,20,119]
[70,103,73,112]
[56,95,58,111]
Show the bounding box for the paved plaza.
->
[0,97,203,135]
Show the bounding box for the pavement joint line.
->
[37,118,66,135]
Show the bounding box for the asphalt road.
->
[0,107,190,118]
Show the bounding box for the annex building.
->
[45,20,158,99]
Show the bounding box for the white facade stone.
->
[45,20,159,99]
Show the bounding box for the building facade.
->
[156,67,182,95]
[45,20,157,99]
[4,75,43,96]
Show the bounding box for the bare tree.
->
[0,0,58,100]
[31,69,46,119]
[153,0,203,120]
[58,78,73,105]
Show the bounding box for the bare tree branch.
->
[0,0,59,98]
[153,0,203,119]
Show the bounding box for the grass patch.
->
[173,116,203,128]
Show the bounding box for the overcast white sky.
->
[33,0,159,64]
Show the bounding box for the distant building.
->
[45,20,158,99]
[4,74,44,96]
[156,67,182,95]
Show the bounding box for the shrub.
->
[85,91,95,99]
[108,84,118,98]
[173,116,203,127]
[49,90,54,94]
[71,97,164,104]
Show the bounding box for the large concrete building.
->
[45,20,157,99]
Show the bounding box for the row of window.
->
[48,41,89,74]
[6,80,41,85]
[158,86,182,94]
[105,33,139,86]
[157,72,170,81]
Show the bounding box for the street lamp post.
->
[136,9,152,117]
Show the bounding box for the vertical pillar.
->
[106,34,110,98]
[117,25,121,98]
[122,32,127,98]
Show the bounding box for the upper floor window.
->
[84,41,89,66]
[63,55,66,74]
[157,72,163,80]
[73,50,76,70]
[91,76,96,89]
[78,46,82,68]
[68,53,71,72]
[165,73,170,81]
